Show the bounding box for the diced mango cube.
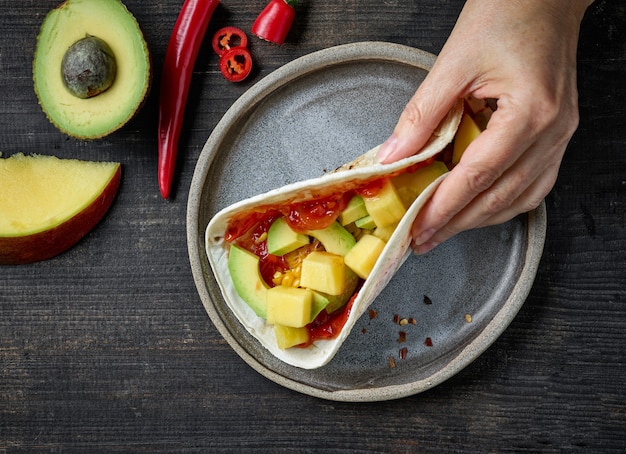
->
[453,113,482,165]
[363,179,406,228]
[300,251,346,296]
[372,223,397,242]
[344,234,386,279]
[339,195,368,226]
[266,285,313,328]
[274,324,310,349]
[392,161,449,208]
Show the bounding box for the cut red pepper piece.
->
[212,26,249,56]
[252,0,298,45]
[219,47,252,83]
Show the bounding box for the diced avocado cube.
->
[355,215,377,229]
[453,113,482,165]
[362,179,406,228]
[344,234,386,279]
[306,221,356,256]
[300,251,346,296]
[267,217,310,256]
[266,285,313,328]
[310,291,331,321]
[392,161,448,208]
[338,195,368,225]
[227,244,269,318]
[274,324,310,349]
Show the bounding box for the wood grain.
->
[1,0,624,451]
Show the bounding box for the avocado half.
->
[33,0,151,139]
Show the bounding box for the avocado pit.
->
[61,35,116,99]
[33,0,152,139]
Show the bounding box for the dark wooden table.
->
[2,0,625,451]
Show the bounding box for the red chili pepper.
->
[252,0,298,45]
[158,0,220,199]
[218,47,253,83]
[212,26,248,56]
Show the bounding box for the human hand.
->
[377,0,593,254]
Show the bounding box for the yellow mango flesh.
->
[392,161,449,208]
[453,113,482,165]
[266,286,313,328]
[344,234,386,279]
[0,153,120,237]
[372,223,397,242]
[362,179,406,228]
[300,251,347,296]
[274,325,310,349]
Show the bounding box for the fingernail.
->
[414,228,436,246]
[376,135,398,163]
[412,241,439,255]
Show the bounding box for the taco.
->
[205,98,477,369]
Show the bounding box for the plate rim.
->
[187,41,547,402]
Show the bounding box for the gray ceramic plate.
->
[187,42,546,402]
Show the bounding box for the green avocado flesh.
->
[306,222,356,257]
[228,245,269,319]
[33,0,151,139]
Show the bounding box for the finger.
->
[377,58,469,164]
[476,164,559,227]
[421,89,574,240]
[412,149,562,255]
[449,139,561,232]
[410,106,535,244]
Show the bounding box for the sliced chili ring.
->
[212,26,248,56]
[219,47,253,83]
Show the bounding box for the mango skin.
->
[0,165,121,265]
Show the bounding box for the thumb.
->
[377,59,467,164]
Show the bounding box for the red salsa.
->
[287,192,352,232]
[298,291,359,348]
[223,156,439,344]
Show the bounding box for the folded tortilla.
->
[205,100,463,369]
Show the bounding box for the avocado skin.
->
[33,0,152,139]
